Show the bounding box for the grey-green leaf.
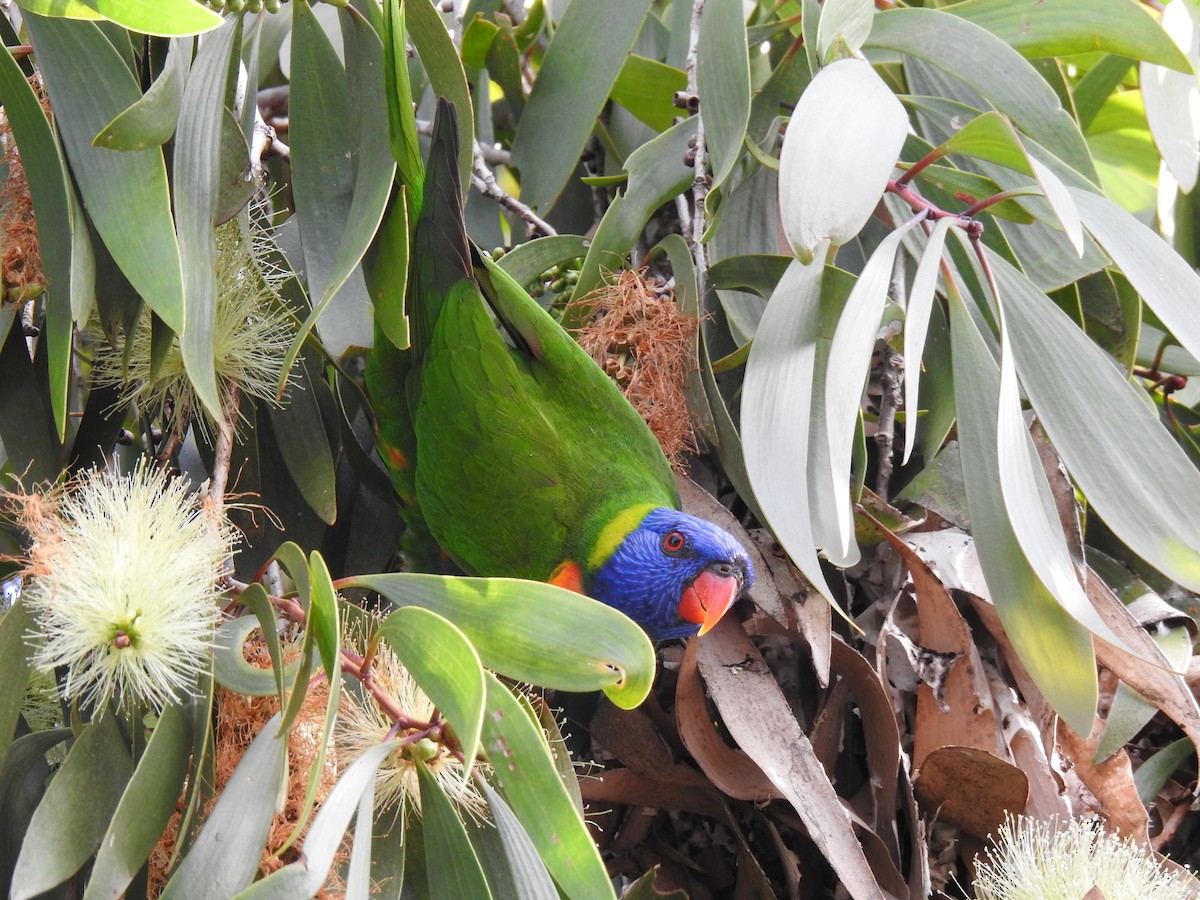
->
[510,0,654,213]
[24,12,185,333]
[11,714,133,900]
[160,713,288,899]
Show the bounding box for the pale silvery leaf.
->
[778,57,908,263]
[1141,0,1200,192]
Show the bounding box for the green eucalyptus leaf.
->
[866,7,1098,182]
[822,217,924,563]
[345,573,655,710]
[382,0,424,214]
[160,713,288,900]
[778,58,908,263]
[611,54,686,132]
[407,0,473,187]
[902,217,956,465]
[416,760,492,899]
[93,37,188,150]
[816,0,874,62]
[0,600,31,772]
[24,12,186,333]
[494,234,588,289]
[569,117,697,309]
[211,585,290,701]
[285,0,384,360]
[0,38,77,438]
[18,0,221,36]
[0,729,73,890]
[473,782,558,900]
[265,358,337,524]
[698,0,751,201]
[510,0,653,213]
[11,714,133,900]
[85,702,193,900]
[1134,737,1195,804]
[947,0,1191,72]
[377,605,485,769]
[308,551,342,681]
[992,250,1200,596]
[1140,0,1200,191]
[175,15,242,424]
[743,259,839,608]
[480,673,615,900]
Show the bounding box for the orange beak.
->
[678,569,741,635]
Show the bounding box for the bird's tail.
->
[408,98,472,360]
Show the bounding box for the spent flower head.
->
[17,460,232,710]
[973,814,1196,900]
[337,635,488,822]
[94,212,295,438]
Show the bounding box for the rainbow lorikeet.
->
[366,99,752,641]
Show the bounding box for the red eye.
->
[662,531,686,553]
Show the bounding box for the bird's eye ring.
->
[662,531,686,553]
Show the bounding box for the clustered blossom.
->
[18,461,232,710]
[972,814,1194,900]
[94,213,296,438]
[337,635,488,822]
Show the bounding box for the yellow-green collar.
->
[587,503,658,571]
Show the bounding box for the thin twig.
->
[471,140,557,237]
[684,0,709,301]
[875,344,904,500]
[208,385,239,510]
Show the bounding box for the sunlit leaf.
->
[378,605,486,769]
[18,0,221,36]
[345,573,655,709]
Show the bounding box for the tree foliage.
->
[2,0,1200,897]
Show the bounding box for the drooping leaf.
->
[234,740,401,900]
[377,605,486,770]
[947,275,1098,734]
[697,0,751,201]
[416,761,492,899]
[480,674,616,900]
[778,57,908,263]
[866,7,1098,182]
[992,251,1200,595]
[345,574,655,710]
[947,0,1192,73]
[86,702,193,900]
[18,0,221,36]
[93,37,188,150]
[0,601,32,773]
[174,15,242,424]
[160,714,288,899]
[742,258,839,607]
[24,13,186,333]
[510,0,654,213]
[1140,0,1200,191]
[11,714,133,900]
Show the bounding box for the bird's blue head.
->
[590,507,754,641]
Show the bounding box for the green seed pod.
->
[264,0,281,11]
[226,0,245,11]
[550,278,567,293]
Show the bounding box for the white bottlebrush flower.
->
[94,212,296,438]
[973,814,1196,900]
[19,461,232,710]
[337,637,488,822]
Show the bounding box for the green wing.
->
[410,100,678,580]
